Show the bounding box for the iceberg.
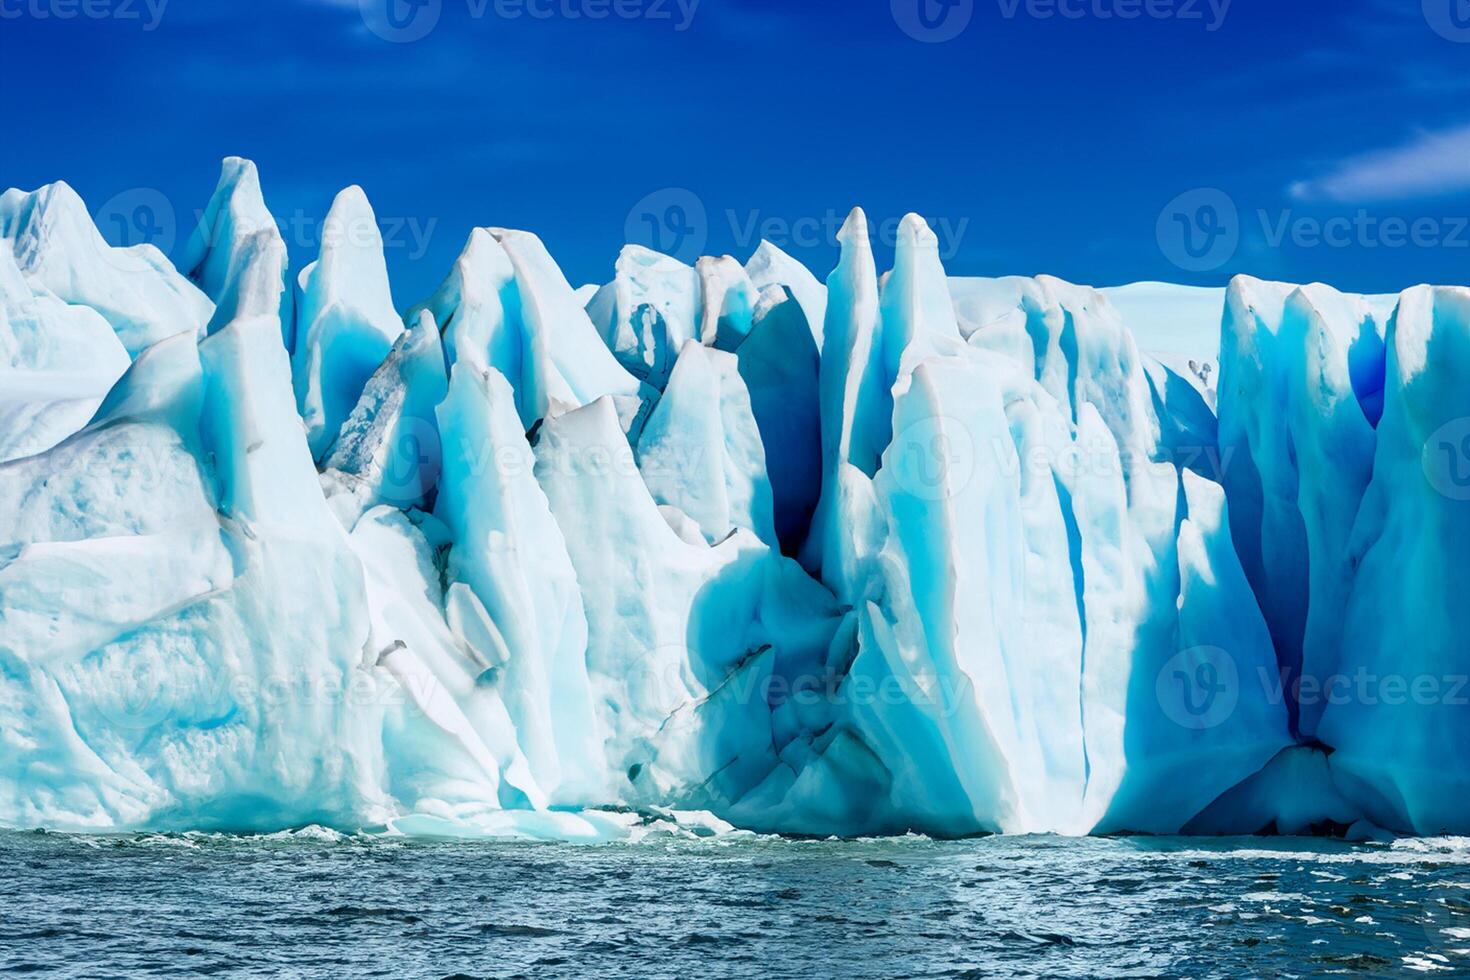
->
[0,158,1465,839]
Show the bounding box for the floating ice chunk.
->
[292,186,405,460]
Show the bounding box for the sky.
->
[2,0,1469,308]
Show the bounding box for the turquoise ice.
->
[0,159,1464,839]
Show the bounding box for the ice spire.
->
[181,157,292,344]
[292,186,405,460]
[801,207,889,595]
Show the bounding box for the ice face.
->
[0,245,131,464]
[419,228,641,431]
[1318,286,1470,834]
[585,244,701,388]
[745,240,826,350]
[293,187,406,460]
[635,340,777,549]
[181,157,293,344]
[0,182,213,358]
[0,157,1464,839]
[1217,277,1381,739]
[320,310,448,527]
[734,286,822,554]
[434,363,603,805]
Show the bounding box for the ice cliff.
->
[0,160,1465,839]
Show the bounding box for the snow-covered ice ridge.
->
[2,159,1466,840]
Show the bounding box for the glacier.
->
[1,158,1467,840]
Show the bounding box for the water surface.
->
[4,829,1470,977]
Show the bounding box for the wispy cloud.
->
[1289,124,1470,203]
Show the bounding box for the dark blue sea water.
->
[4,828,1470,978]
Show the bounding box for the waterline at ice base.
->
[3,159,1467,841]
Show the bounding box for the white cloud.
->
[1289,124,1470,203]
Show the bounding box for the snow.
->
[1,157,1466,839]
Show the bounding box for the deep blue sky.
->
[3,0,1469,308]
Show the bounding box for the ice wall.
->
[0,159,1464,838]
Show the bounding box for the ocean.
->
[4,829,1469,977]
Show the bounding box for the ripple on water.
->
[4,832,1470,978]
